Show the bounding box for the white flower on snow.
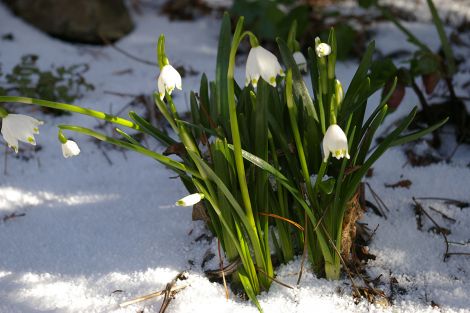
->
[61,140,80,158]
[293,51,307,72]
[246,46,284,88]
[176,193,204,207]
[1,113,43,153]
[322,124,350,162]
[157,64,182,100]
[315,41,331,58]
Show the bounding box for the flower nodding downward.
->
[1,113,43,153]
[245,46,284,88]
[61,140,81,158]
[322,124,350,162]
[157,64,182,100]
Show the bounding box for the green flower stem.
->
[0,106,7,118]
[227,17,259,244]
[0,96,141,131]
[227,18,271,290]
[57,130,67,144]
[58,124,199,178]
[157,34,169,69]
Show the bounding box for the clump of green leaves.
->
[0,55,94,114]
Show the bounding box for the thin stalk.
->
[0,96,140,130]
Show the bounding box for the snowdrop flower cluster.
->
[245,46,284,88]
[315,40,332,58]
[1,113,43,153]
[157,64,182,100]
[322,124,350,162]
[61,140,81,158]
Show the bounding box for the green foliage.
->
[0,55,94,114]
[0,11,448,312]
[230,0,309,42]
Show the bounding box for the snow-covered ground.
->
[1,2,469,313]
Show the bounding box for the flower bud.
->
[315,39,332,58]
[176,193,204,207]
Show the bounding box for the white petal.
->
[246,46,283,87]
[1,126,19,153]
[1,114,42,147]
[323,124,349,161]
[61,140,81,158]
[158,65,182,98]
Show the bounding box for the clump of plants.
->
[0,12,446,312]
[0,54,94,115]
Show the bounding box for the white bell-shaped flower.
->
[157,64,182,100]
[322,124,350,162]
[293,51,307,72]
[246,46,284,88]
[176,193,204,207]
[1,113,43,153]
[61,140,80,158]
[315,42,332,58]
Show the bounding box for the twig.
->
[365,183,389,219]
[412,197,450,261]
[297,205,329,285]
[217,239,229,300]
[119,284,187,308]
[413,197,469,208]
[205,258,241,279]
[99,33,157,67]
[159,272,188,313]
[428,206,456,223]
[259,212,304,231]
[104,90,140,98]
[297,212,308,285]
[445,252,470,257]
[256,266,293,289]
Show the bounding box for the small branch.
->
[217,239,229,300]
[259,212,304,231]
[119,284,187,308]
[412,197,450,261]
[256,267,293,290]
[99,33,157,67]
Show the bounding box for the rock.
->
[3,0,134,44]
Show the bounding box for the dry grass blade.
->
[256,266,293,290]
[159,272,189,313]
[119,284,187,308]
[259,212,304,231]
[205,258,242,279]
[217,239,229,300]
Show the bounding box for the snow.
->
[1,1,470,313]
